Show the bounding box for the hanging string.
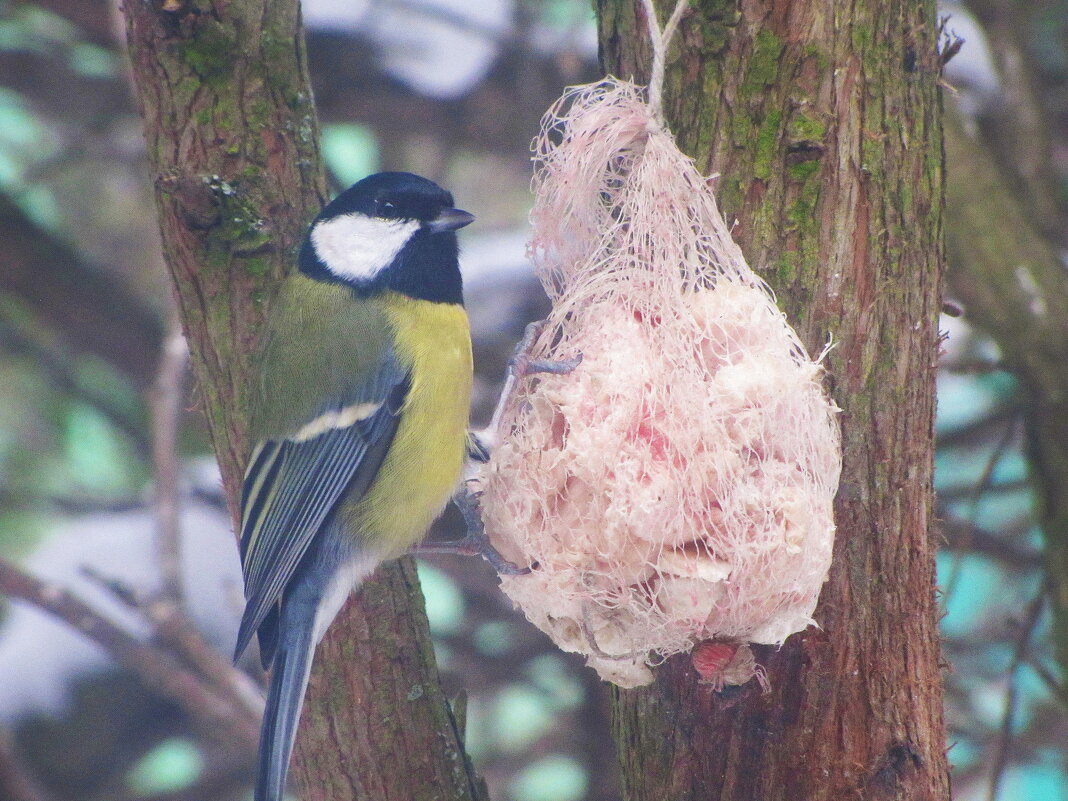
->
[641,0,690,123]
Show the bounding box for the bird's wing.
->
[233,354,408,663]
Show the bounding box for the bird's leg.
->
[419,323,579,575]
[483,321,582,443]
[415,485,533,576]
[510,320,583,378]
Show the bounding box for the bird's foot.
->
[417,532,532,576]
[415,486,534,576]
[509,321,582,379]
[480,323,583,451]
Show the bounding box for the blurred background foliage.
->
[0,0,1065,799]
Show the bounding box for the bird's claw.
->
[509,321,582,379]
[416,533,534,576]
[413,486,535,576]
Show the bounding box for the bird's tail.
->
[255,601,317,801]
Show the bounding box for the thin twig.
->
[151,301,189,603]
[147,598,265,716]
[937,517,1040,569]
[0,559,259,749]
[1025,655,1068,708]
[80,566,265,716]
[936,404,1018,448]
[0,490,145,516]
[986,586,1046,801]
[940,358,1007,375]
[936,476,1030,501]
[942,414,1021,608]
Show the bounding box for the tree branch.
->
[0,315,150,457]
[986,588,1046,801]
[79,566,265,721]
[938,516,1040,569]
[0,192,162,388]
[150,301,189,603]
[944,104,1068,673]
[964,0,1065,245]
[0,559,259,749]
[120,1,485,798]
[942,414,1021,606]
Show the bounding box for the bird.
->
[233,172,476,801]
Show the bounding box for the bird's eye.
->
[378,200,397,216]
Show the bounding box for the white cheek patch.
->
[311,213,421,283]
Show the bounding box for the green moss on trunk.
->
[121,2,482,799]
[597,1,950,799]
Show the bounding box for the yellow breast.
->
[346,293,473,556]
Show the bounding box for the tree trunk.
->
[121,3,482,799]
[597,2,951,799]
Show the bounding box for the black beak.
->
[424,208,475,234]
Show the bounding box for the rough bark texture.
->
[296,559,487,801]
[121,3,481,799]
[123,0,327,505]
[944,107,1068,672]
[598,2,950,800]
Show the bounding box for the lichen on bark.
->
[121,3,483,799]
[597,1,950,799]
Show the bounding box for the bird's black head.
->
[299,172,474,304]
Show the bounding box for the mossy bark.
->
[598,2,950,799]
[122,3,482,799]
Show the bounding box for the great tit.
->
[233,172,476,801]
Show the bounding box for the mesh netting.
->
[477,79,841,688]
